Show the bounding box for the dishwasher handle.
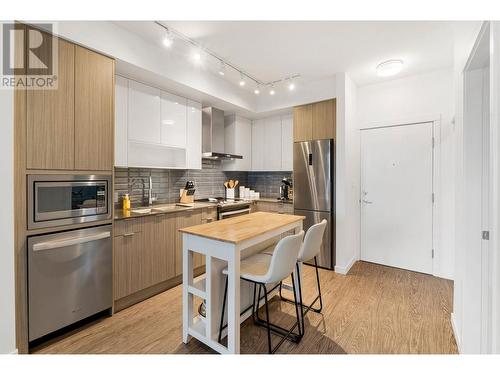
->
[32,231,111,252]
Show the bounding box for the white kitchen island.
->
[179,212,304,354]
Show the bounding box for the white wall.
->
[335,73,360,274]
[0,86,17,354]
[357,69,455,280]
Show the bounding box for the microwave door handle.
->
[220,208,250,218]
[32,231,111,252]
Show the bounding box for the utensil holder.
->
[226,188,235,200]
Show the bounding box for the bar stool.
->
[218,231,304,354]
[263,220,327,329]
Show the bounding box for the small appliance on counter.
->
[179,181,196,205]
[279,177,293,201]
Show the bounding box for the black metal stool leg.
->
[295,263,305,337]
[291,271,304,341]
[280,260,323,316]
[251,282,258,323]
[262,284,272,354]
[218,276,228,343]
[313,256,323,312]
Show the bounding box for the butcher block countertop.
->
[178,211,304,244]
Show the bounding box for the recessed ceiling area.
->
[155,20,475,86]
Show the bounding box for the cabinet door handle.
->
[123,232,135,237]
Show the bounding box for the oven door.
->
[28,175,112,230]
[218,207,251,220]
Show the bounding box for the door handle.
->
[362,199,373,204]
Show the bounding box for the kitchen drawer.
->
[256,201,293,214]
[201,207,217,223]
[114,218,143,237]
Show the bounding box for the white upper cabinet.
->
[128,80,161,144]
[223,115,252,171]
[264,116,282,171]
[281,115,293,171]
[115,77,201,169]
[251,114,293,172]
[161,91,187,148]
[186,100,202,169]
[115,75,128,167]
[251,119,265,171]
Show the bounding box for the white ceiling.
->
[155,20,477,86]
[112,20,479,116]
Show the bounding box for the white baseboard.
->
[451,312,461,353]
[335,256,357,275]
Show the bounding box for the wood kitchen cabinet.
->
[254,201,293,214]
[175,210,203,276]
[293,104,313,141]
[74,46,115,171]
[113,208,213,304]
[113,218,144,300]
[115,75,128,167]
[26,35,114,172]
[26,35,75,170]
[143,214,176,287]
[312,99,336,140]
[293,99,336,142]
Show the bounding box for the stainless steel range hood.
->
[202,107,243,160]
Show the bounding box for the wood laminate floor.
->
[31,261,458,354]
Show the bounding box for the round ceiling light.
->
[218,62,225,76]
[192,51,202,63]
[239,73,246,86]
[162,34,173,48]
[376,59,403,77]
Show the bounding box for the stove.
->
[197,197,251,220]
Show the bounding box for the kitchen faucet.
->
[129,178,146,206]
[148,174,154,206]
[129,174,155,207]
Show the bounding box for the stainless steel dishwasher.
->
[28,225,112,341]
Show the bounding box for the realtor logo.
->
[1,22,58,89]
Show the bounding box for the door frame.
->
[359,117,441,277]
[461,21,496,353]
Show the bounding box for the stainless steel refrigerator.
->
[293,139,335,269]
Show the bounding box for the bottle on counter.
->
[122,193,131,210]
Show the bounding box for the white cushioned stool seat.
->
[260,244,276,256]
[222,253,272,281]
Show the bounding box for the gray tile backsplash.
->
[114,160,291,207]
[248,172,292,199]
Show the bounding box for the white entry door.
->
[360,122,434,274]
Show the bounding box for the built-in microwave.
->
[27,174,112,230]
